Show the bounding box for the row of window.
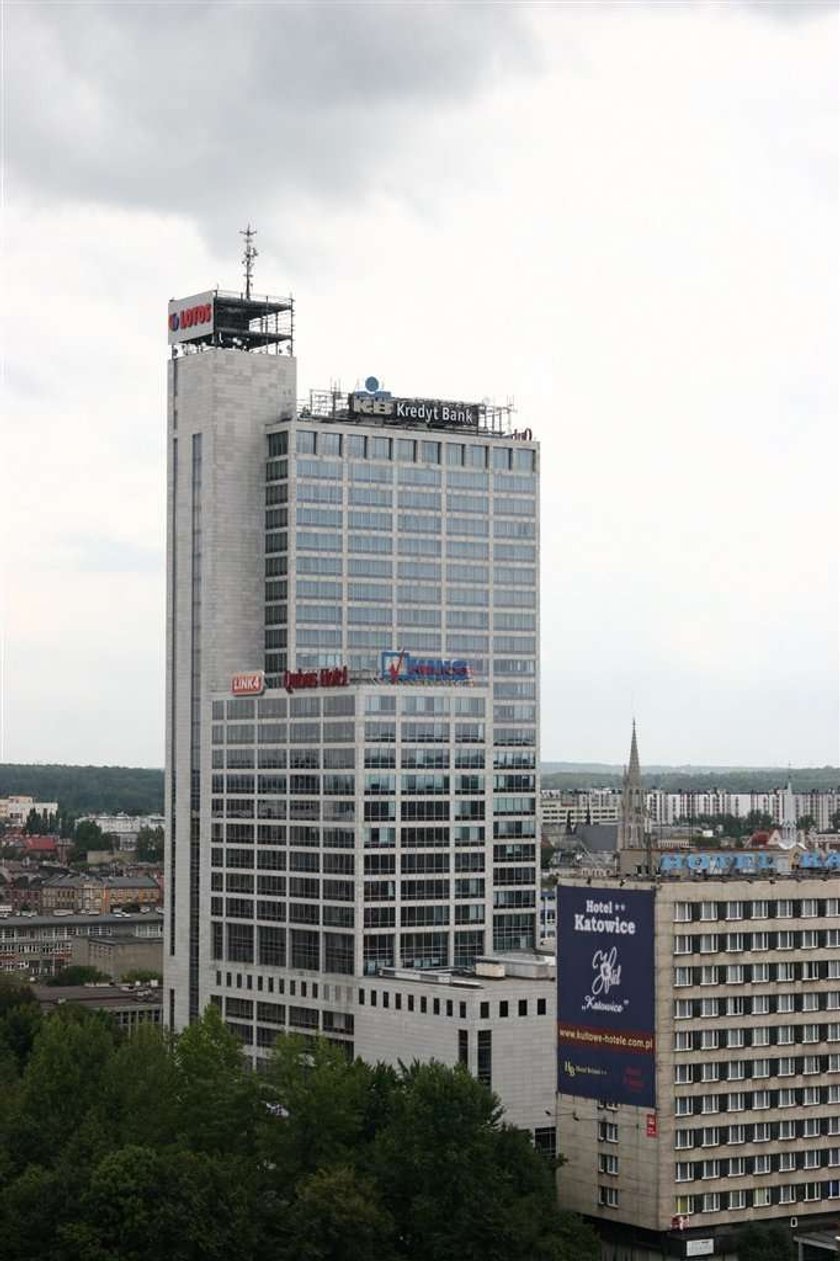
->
[676,1048,840,1081]
[674,990,840,1020]
[675,960,840,987]
[674,898,840,921]
[674,1082,840,1115]
[213,748,534,771]
[280,544,538,572]
[674,930,840,953]
[674,1023,839,1051]
[288,431,536,474]
[675,1116,840,1147]
[210,820,534,849]
[672,1183,840,1213]
[288,522,538,552]
[294,499,536,525]
[675,1149,840,1180]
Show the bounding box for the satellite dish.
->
[364,376,380,393]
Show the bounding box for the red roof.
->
[22,836,58,852]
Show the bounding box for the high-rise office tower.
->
[164,283,540,1063]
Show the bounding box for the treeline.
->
[0,765,164,815]
[542,768,840,792]
[0,981,596,1261]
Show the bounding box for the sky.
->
[2,0,838,770]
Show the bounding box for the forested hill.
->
[2,762,838,818]
[541,766,840,792]
[0,765,164,815]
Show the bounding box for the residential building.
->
[555,864,840,1254]
[0,796,58,827]
[164,280,545,1131]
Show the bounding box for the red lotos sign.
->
[168,302,212,332]
[231,671,265,696]
[284,666,348,694]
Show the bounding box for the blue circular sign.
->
[364,376,380,393]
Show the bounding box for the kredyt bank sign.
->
[557,885,656,1107]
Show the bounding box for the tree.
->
[12,1006,118,1169]
[277,1165,395,1261]
[121,969,163,984]
[172,1004,260,1157]
[135,825,164,863]
[46,966,109,987]
[368,1060,565,1261]
[832,808,840,833]
[735,1222,795,1261]
[70,822,103,862]
[61,1144,258,1261]
[797,814,817,833]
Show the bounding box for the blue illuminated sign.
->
[658,850,840,875]
[557,885,656,1108]
[380,651,470,684]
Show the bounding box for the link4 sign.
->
[232,672,265,697]
[381,651,470,683]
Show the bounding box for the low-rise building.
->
[33,982,162,1033]
[0,911,164,978]
[102,875,160,911]
[72,932,163,981]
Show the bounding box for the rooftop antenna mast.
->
[240,223,258,299]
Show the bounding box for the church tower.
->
[618,720,648,859]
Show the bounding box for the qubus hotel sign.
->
[348,393,481,428]
[168,291,215,345]
[380,651,470,684]
[557,885,656,1108]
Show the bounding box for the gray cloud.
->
[6,2,536,235]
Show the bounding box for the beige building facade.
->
[557,870,840,1254]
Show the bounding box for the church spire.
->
[618,719,648,865]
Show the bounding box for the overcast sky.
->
[2,0,838,769]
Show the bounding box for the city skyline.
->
[4,1,838,768]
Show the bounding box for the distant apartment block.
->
[0,796,58,827]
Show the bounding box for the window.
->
[676,1162,693,1183]
[675,1031,693,1052]
[778,1152,796,1172]
[729,1126,745,1145]
[673,935,692,955]
[753,1122,770,1142]
[753,1154,771,1175]
[675,1130,693,1150]
[598,1153,619,1176]
[729,1189,746,1209]
[598,1122,619,1143]
[674,903,692,923]
[779,1186,795,1205]
[702,1160,720,1179]
[701,1193,720,1213]
[675,1064,694,1085]
[727,1029,745,1049]
[598,1186,619,1208]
